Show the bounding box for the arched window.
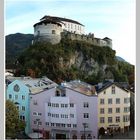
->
[13,84,20,92]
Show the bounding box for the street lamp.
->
[83,123,86,139]
[36,118,40,139]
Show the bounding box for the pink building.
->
[30,80,98,139]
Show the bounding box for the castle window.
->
[37,31,40,35]
[52,30,56,34]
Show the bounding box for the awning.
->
[28,132,43,138]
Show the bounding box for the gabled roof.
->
[40,15,84,26]
[96,81,129,94]
[60,80,97,96]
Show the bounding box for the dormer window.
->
[61,90,66,97]
[55,90,60,96]
[61,92,66,97]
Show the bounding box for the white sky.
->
[5,0,136,65]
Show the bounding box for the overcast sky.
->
[5,0,135,65]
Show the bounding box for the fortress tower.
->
[33,15,85,44]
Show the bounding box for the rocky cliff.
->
[16,39,134,84]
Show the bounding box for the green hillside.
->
[15,39,134,85]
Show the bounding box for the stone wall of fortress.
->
[61,32,112,48]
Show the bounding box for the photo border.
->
[0,0,5,139]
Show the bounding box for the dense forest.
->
[6,33,34,68]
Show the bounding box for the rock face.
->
[59,50,113,79]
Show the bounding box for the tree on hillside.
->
[6,100,26,138]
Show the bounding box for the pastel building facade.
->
[6,76,58,135]
[97,82,130,134]
[6,79,30,134]
[30,80,98,139]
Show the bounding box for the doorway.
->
[56,133,66,139]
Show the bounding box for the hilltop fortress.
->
[33,15,112,48]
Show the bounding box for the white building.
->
[30,80,98,139]
[33,15,85,44]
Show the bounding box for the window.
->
[15,95,18,100]
[67,124,71,127]
[65,115,68,118]
[37,31,40,35]
[46,122,49,126]
[61,124,65,127]
[73,124,77,128]
[48,102,51,107]
[100,108,104,114]
[22,95,25,100]
[123,115,130,122]
[116,98,120,104]
[116,116,120,123]
[33,100,38,105]
[70,114,74,118]
[124,98,130,103]
[116,108,120,113]
[108,117,112,123]
[51,123,55,126]
[14,84,20,92]
[108,98,112,104]
[84,102,89,108]
[22,106,25,111]
[52,30,55,34]
[9,94,12,99]
[100,117,105,123]
[38,122,42,125]
[83,123,88,128]
[104,90,106,94]
[55,90,60,96]
[56,104,59,107]
[61,104,65,108]
[33,112,37,116]
[22,116,25,121]
[56,123,60,127]
[112,86,115,94]
[100,99,104,104]
[61,92,66,97]
[84,113,89,118]
[16,106,19,110]
[20,115,25,121]
[124,107,130,113]
[34,121,37,124]
[70,103,74,107]
[38,113,42,116]
[108,108,112,114]
[65,104,68,108]
[48,113,51,116]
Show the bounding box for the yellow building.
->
[97,82,130,134]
